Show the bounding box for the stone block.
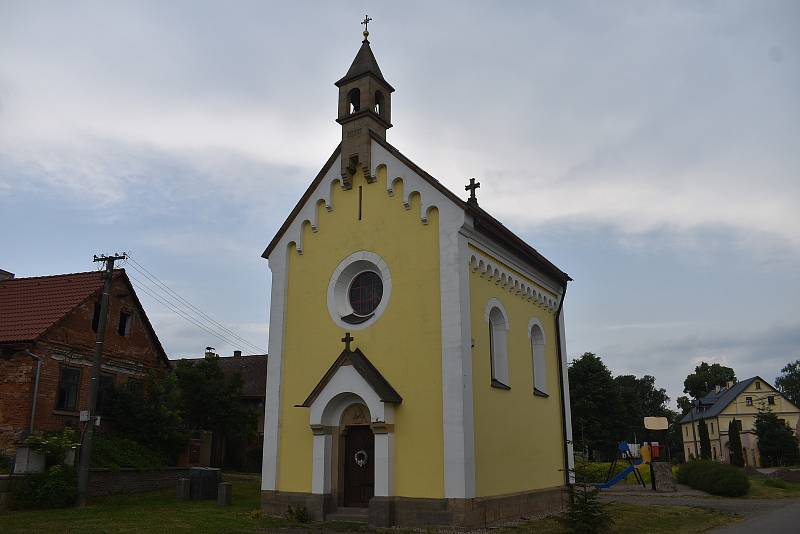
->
[190,467,221,500]
[176,477,190,500]
[217,482,232,506]
[652,462,676,492]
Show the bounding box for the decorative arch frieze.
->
[281,153,440,256]
[469,251,560,313]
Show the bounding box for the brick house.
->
[0,269,169,457]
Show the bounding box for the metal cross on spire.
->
[361,14,373,39]
[342,332,354,352]
[465,178,481,204]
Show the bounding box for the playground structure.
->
[594,441,648,489]
[594,416,673,491]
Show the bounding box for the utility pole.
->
[77,253,126,507]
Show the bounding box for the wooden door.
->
[343,425,374,507]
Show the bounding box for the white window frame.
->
[528,318,548,396]
[484,298,510,388]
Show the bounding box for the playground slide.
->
[593,459,643,489]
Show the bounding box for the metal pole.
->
[76,253,125,507]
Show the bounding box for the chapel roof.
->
[0,269,169,364]
[335,38,394,91]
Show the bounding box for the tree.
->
[754,408,800,467]
[107,371,186,464]
[174,356,257,467]
[569,353,622,459]
[728,419,744,467]
[776,360,800,408]
[677,396,693,415]
[697,419,712,460]
[683,362,736,399]
[613,374,672,444]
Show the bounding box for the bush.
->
[764,477,789,489]
[9,465,77,509]
[91,435,167,469]
[677,460,750,497]
[0,453,10,474]
[580,461,651,485]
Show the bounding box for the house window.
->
[91,301,101,332]
[96,374,115,415]
[711,422,714,434]
[487,303,509,388]
[745,396,753,406]
[118,311,132,336]
[529,320,547,395]
[755,381,761,390]
[768,396,775,405]
[684,426,688,437]
[56,367,81,411]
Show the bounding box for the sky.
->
[1,1,798,408]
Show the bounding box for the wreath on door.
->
[354,449,368,468]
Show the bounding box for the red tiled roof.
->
[0,270,108,343]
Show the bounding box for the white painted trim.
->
[307,365,395,497]
[462,227,563,297]
[528,318,547,394]
[372,142,475,498]
[559,309,575,483]
[484,298,510,330]
[262,247,289,491]
[326,251,392,330]
[471,249,560,313]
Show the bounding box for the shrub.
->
[25,428,79,467]
[286,505,310,523]
[677,460,750,497]
[91,435,167,469]
[764,477,789,489]
[561,457,615,534]
[9,465,77,509]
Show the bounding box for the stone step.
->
[325,507,369,523]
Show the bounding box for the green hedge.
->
[91,435,166,469]
[677,460,750,497]
[8,465,77,509]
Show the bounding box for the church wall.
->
[468,256,565,497]
[275,168,445,498]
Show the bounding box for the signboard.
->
[644,416,669,430]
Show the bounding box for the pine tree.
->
[728,419,744,467]
[562,452,614,534]
[698,419,712,460]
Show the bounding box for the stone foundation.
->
[262,486,565,528]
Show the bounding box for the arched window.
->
[529,319,547,395]
[486,300,509,388]
[347,88,361,114]
[374,91,385,116]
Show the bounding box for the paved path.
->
[709,500,800,533]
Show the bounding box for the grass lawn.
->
[1,474,740,533]
[745,474,800,499]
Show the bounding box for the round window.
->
[327,251,392,330]
[348,271,383,316]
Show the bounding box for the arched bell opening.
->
[347,88,361,114]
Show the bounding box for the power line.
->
[128,273,257,354]
[122,255,265,353]
[124,255,265,353]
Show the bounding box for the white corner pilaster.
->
[559,307,575,482]
[373,430,394,497]
[262,247,289,491]
[311,429,332,494]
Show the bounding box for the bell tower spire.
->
[335,15,394,188]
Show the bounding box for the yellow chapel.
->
[260,25,574,528]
